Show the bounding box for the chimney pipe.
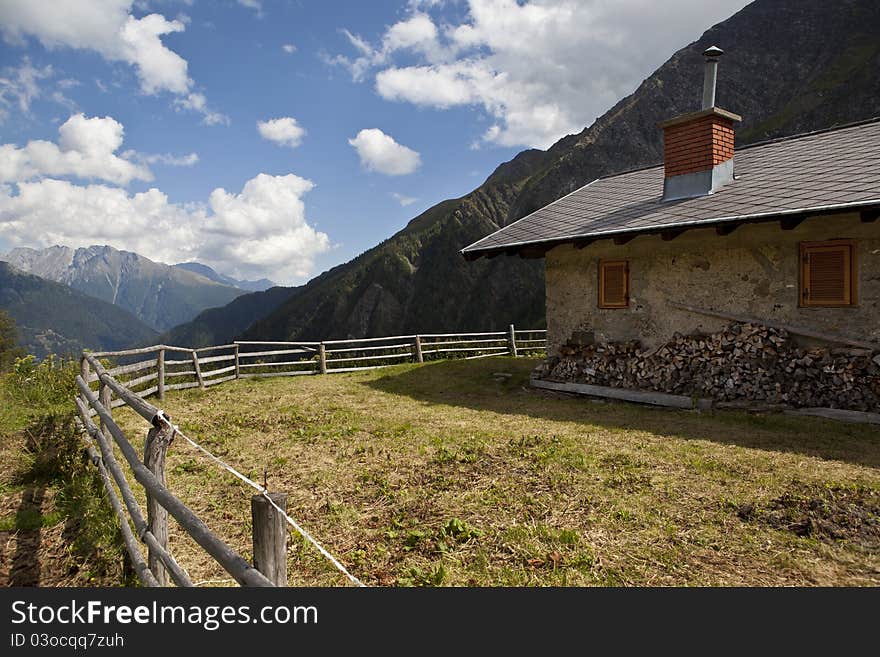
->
[659,44,741,200]
[701,46,723,109]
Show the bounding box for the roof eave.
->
[460,200,880,261]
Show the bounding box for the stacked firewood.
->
[539,323,880,412]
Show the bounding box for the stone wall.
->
[544,212,880,356]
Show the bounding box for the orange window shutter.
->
[599,260,629,308]
[801,241,855,307]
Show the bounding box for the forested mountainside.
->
[0,262,157,358]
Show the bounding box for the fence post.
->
[99,381,112,436]
[234,344,241,379]
[508,324,518,357]
[251,492,288,586]
[80,355,91,405]
[191,350,205,389]
[157,348,166,400]
[144,423,173,586]
[413,335,424,363]
[318,343,327,374]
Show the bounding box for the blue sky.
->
[0,0,748,284]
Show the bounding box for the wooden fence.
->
[74,326,545,587]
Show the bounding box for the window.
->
[799,240,857,307]
[599,260,629,308]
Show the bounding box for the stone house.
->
[462,48,880,359]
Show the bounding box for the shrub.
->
[9,353,78,411]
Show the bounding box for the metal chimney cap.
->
[703,45,724,59]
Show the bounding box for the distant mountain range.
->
[0,261,157,359]
[173,262,274,293]
[2,245,248,332]
[164,0,880,347]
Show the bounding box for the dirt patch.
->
[738,483,880,550]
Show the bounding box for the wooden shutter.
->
[599,260,629,309]
[800,240,856,307]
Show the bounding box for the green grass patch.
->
[106,357,879,587]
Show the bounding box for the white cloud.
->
[0,0,225,124]
[238,0,263,15]
[281,43,297,54]
[0,173,329,283]
[173,92,229,126]
[333,0,751,148]
[348,129,421,176]
[383,13,439,55]
[0,113,152,186]
[391,192,418,207]
[0,57,52,120]
[257,117,306,149]
[332,12,447,82]
[128,151,199,167]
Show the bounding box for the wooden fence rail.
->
[76,325,545,587]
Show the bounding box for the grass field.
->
[110,356,879,587]
[0,358,126,586]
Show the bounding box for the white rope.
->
[154,411,366,588]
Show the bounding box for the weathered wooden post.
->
[80,356,91,405]
[318,342,327,374]
[191,350,205,389]
[157,348,166,400]
[251,492,288,586]
[99,381,112,436]
[508,324,518,357]
[234,344,241,379]
[413,335,424,363]
[144,423,174,585]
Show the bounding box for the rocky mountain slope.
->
[2,245,246,332]
[173,262,274,292]
[0,262,157,358]
[167,0,880,347]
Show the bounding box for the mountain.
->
[0,262,158,359]
[168,0,880,346]
[159,285,301,347]
[2,245,247,332]
[173,262,274,292]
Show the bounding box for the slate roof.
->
[462,118,880,259]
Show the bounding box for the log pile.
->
[536,323,880,412]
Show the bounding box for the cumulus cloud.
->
[333,12,446,82]
[333,0,750,148]
[348,129,421,176]
[0,113,152,186]
[281,43,297,54]
[0,0,225,124]
[391,192,418,207]
[0,173,329,283]
[257,117,306,149]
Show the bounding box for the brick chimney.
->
[659,46,742,201]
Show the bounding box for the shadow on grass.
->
[9,487,45,585]
[5,414,130,586]
[366,358,880,470]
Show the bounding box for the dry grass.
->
[111,357,880,587]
